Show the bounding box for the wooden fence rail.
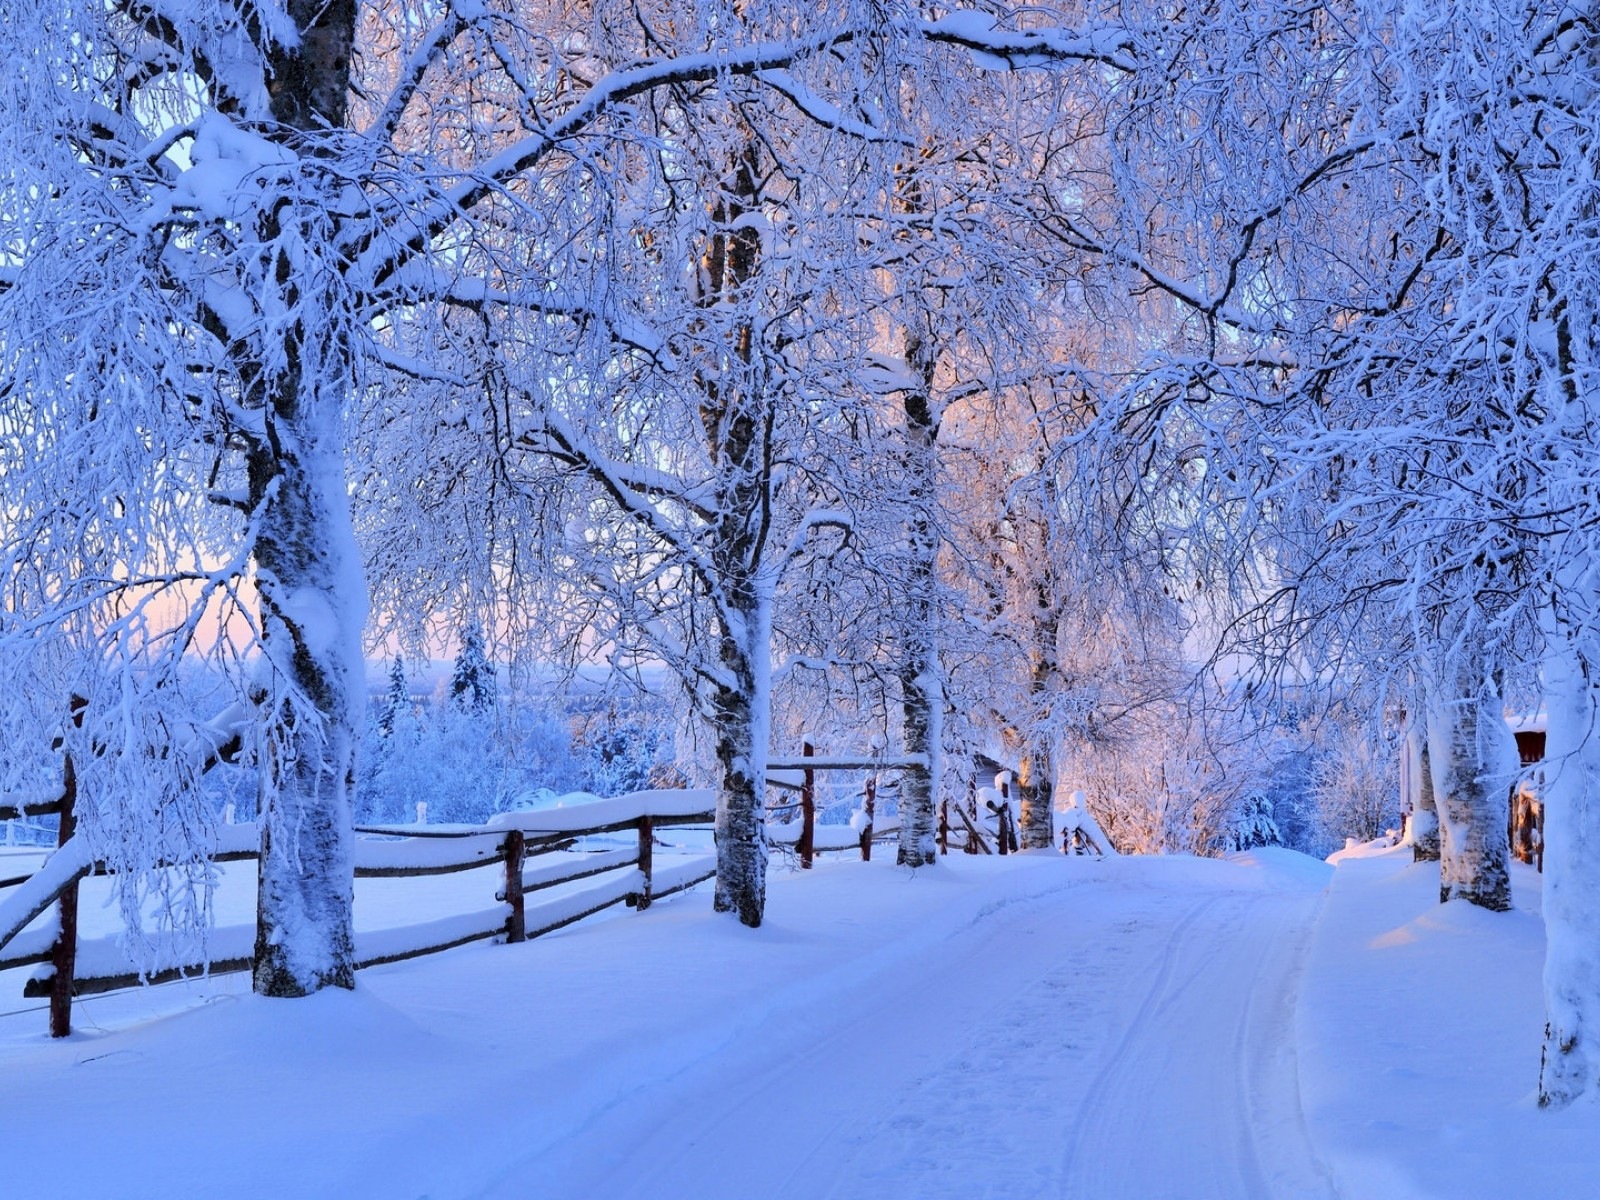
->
[0,790,719,1037]
[2,752,954,1037]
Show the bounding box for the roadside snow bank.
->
[1297,848,1594,1199]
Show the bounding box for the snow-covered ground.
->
[0,845,1591,1198]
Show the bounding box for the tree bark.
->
[1537,574,1600,1106]
[710,610,770,927]
[699,137,772,927]
[1409,729,1442,862]
[896,332,941,869]
[1018,750,1055,851]
[249,367,365,996]
[248,0,364,996]
[1426,649,1512,911]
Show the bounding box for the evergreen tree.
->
[450,625,496,716]
[379,656,409,739]
[1231,793,1281,852]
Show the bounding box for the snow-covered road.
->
[507,855,1335,1200]
[28,846,1596,1199]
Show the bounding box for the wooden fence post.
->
[50,749,79,1038]
[997,776,1010,856]
[964,779,979,853]
[938,797,949,856]
[798,741,816,869]
[636,815,654,911]
[503,830,526,944]
[860,775,875,862]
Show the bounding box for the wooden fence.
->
[1,739,977,1038]
[0,784,717,1038]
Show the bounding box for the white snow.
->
[487,788,717,833]
[0,846,1593,1198]
[1060,787,1118,855]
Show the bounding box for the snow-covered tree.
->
[379,657,410,740]
[450,626,496,717]
[1403,723,1442,863]
[1230,793,1280,852]
[1,0,1148,982]
[1311,719,1402,850]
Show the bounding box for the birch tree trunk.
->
[1018,749,1055,850]
[250,405,364,995]
[1019,571,1060,851]
[1538,570,1600,1106]
[1408,729,1442,862]
[1426,648,1513,911]
[897,331,941,869]
[249,0,364,996]
[700,137,773,926]
[710,599,771,927]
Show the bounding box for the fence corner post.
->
[635,815,654,911]
[49,745,80,1039]
[799,741,816,869]
[503,829,526,944]
[860,775,875,862]
[938,797,949,856]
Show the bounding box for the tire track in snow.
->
[1056,890,1224,1190]
[1056,889,1335,1200]
[503,870,1333,1200]
[514,882,1144,1200]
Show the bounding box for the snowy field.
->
[0,846,1591,1199]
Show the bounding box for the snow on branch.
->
[754,70,913,146]
[921,12,1137,73]
[779,508,855,570]
[527,407,718,553]
[357,11,1135,290]
[398,271,669,360]
[367,3,474,146]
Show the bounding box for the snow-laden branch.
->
[754,70,912,146]
[779,508,855,571]
[1042,133,1384,344]
[355,11,1137,291]
[367,1,475,146]
[922,12,1137,73]
[393,269,670,360]
[54,87,183,184]
[364,343,472,387]
[524,407,716,562]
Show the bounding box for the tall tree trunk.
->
[1536,281,1600,1105]
[699,137,773,925]
[250,408,364,995]
[1019,565,1059,851]
[897,331,941,868]
[711,597,771,927]
[1426,648,1512,910]
[1536,629,1600,1106]
[1018,749,1054,850]
[249,0,364,996]
[1408,729,1442,862]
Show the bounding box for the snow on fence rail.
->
[0,783,718,1037]
[1,735,959,1037]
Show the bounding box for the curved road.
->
[512,863,1337,1200]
